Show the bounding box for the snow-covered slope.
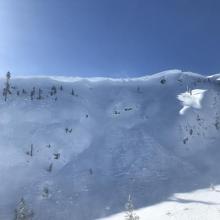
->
[100,186,220,220]
[0,70,220,220]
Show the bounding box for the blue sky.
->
[0,0,220,77]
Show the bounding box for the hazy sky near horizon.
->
[0,0,220,77]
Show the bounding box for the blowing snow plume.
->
[177,89,207,115]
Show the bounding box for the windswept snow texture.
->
[0,70,220,220]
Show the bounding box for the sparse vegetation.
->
[160,78,166,84]
[30,87,35,100]
[47,163,53,172]
[26,144,34,157]
[37,88,43,100]
[14,198,34,220]
[53,153,60,160]
[124,195,139,220]
[3,72,12,101]
[42,187,49,198]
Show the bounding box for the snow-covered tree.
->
[14,198,34,220]
[124,195,139,220]
[37,88,43,100]
[3,71,12,101]
[30,87,35,100]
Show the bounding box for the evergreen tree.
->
[53,153,60,160]
[50,86,57,96]
[30,87,35,100]
[14,198,34,220]
[22,89,27,94]
[71,89,75,96]
[125,195,139,220]
[26,144,33,157]
[42,187,49,198]
[37,88,42,100]
[53,86,57,94]
[47,163,53,172]
[160,78,166,84]
[3,71,12,101]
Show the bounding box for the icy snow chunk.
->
[177,89,207,115]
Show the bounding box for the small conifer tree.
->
[30,87,35,100]
[14,198,34,220]
[125,195,139,220]
[71,89,75,96]
[42,187,49,198]
[47,163,53,172]
[3,71,12,101]
[37,88,42,100]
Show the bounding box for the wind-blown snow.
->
[0,70,220,220]
[177,89,207,115]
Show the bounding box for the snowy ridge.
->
[2,69,206,82]
[0,70,220,220]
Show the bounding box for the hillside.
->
[0,70,220,220]
[100,185,220,220]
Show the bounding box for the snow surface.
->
[99,186,220,220]
[0,70,220,220]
